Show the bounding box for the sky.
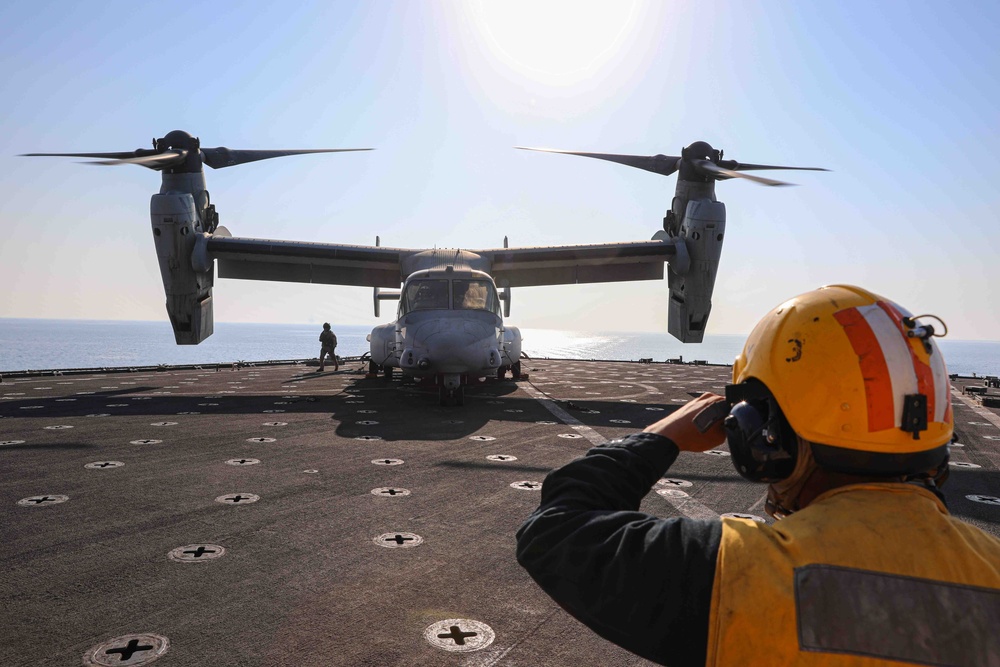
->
[1,0,998,342]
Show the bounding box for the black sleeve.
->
[515,432,721,667]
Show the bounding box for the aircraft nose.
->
[424,329,493,372]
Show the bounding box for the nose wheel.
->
[439,385,465,406]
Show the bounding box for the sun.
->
[470,0,641,85]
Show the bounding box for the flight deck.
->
[3,359,998,666]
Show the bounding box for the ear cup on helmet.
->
[724,398,797,483]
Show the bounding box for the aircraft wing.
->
[480,240,676,287]
[206,235,403,288]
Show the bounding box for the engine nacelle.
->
[668,199,725,343]
[150,193,214,344]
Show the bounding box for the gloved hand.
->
[643,393,729,452]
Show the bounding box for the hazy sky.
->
[2,1,998,341]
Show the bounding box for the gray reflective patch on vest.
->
[795,564,1000,666]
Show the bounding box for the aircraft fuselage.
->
[367,266,522,404]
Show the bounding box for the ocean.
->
[1,318,998,377]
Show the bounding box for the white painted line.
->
[951,388,1000,429]
[521,383,607,447]
[662,495,720,520]
[747,492,769,515]
[523,381,719,520]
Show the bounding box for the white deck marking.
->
[951,388,1000,429]
[747,492,769,515]
[523,381,720,520]
[662,495,720,520]
[521,383,607,447]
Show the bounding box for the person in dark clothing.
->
[318,323,338,372]
[516,285,1000,666]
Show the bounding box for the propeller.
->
[516,140,828,187]
[200,148,369,169]
[22,130,372,173]
[514,147,683,178]
[89,151,190,168]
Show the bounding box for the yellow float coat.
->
[706,483,1000,666]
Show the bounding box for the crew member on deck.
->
[318,323,338,372]
[516,285,1000,666]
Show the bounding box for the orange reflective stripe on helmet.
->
[832,305,897,431]
[831,299,951,434]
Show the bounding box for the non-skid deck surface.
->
[2,361,997,666]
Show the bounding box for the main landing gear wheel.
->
[368,361,378,375]
[497,363,520,380]
[383,365,393,381]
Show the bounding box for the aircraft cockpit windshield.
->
[400,278,500,316]
[404,279,449,312]
[454,279,498,313]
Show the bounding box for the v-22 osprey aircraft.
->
[24,131,826,405]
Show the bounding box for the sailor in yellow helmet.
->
[516,285,1000,666]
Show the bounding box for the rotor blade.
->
[516,147,682,178]
[201,148,373,169]
[21,150,155,160]
[695,160,794,187]
[85,150,188,167]
[725,161,830,173]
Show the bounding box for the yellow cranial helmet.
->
[731,285,953,464]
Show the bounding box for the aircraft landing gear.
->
[438,385,465,406]
[369,361,394,381]
[497,363,521,380]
